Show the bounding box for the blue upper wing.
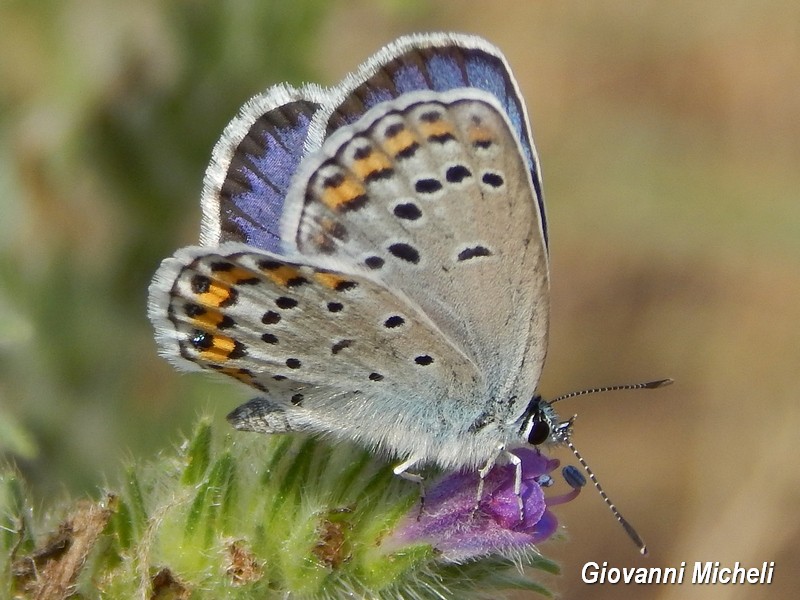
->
[200,87,323,252]
[200,34,547,253]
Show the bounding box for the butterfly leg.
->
[475,446,504,511]
[476,448,524,520]
[393,457,426,517]
[504,449,524,521]
[227,397,313,434]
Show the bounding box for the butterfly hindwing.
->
[148,245,483,421]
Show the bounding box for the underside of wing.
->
[282,91,550,412]
[311,33,547,243]
[148,244,482,419]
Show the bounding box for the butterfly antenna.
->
[549,378,673,405]
[566,438,648,555]
[549,378,672,554]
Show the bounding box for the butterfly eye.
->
[527,420,550,446]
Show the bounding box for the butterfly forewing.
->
[314,34,547,242]
[282,91,549,419]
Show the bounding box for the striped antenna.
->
[567,438,648,555]
[550,378,673,405]
[551,377,673,555]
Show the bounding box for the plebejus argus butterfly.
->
[148,33,670,553]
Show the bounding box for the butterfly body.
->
[149,33,558,476]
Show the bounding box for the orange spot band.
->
[198,281,233,308]
[383,128,418,156]
[321,176,366,211]
[199,334,237,361]
[263,265,302,287]
[468,124,494,145]
[192,309,227,330]
[352,152,393,181]
[419,120,455,140]
[214,266,258,285]
[314,272,347,289]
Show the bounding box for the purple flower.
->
[387,448,581,563]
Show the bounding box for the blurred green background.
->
[1,1,798,598]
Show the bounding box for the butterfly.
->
[148,34,668,549]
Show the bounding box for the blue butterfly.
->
[149,33,669,553]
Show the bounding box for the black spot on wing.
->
[446,165,472,183]
[334,280,358,292]
[393,203,422,220]
[276,297,298,309]
[191,275,210,294]
[331,339,352,355]
[262,311,281,324]
[457,246,493,261]
[388,243,420,264]
[415,178,442,194]
[481,172,504,188]
[365,256,384,270]
[384,315,405,328]
[364,167,395,184]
